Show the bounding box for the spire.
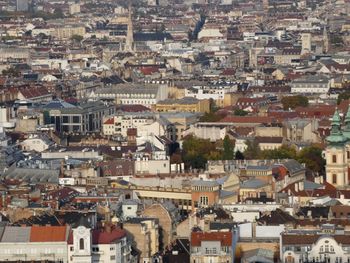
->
[327,108,348,144]
[125,1,134,52]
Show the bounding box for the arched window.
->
[79,238,84,250]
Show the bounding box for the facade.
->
[281,230,350,263]
[47,101,115,134]
[54,26,86,40]
[90,84,168,109]
[291,75,331,94]
[68,225,132,263]
[0,226,69,262]
[153,97,210,113]
[20,134,54,152]
[190,231,234,263]
[123,218,159,263]
[325,108,350,188]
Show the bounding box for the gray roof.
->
[240,178,268,189]
[95,83,159,95]
[1,226,31,242]
[3,167,59,184]
[281,159,305,175]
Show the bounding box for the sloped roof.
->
[191,231,232,246]
[1,226,31,242]
[30,226,68,242]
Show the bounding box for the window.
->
[333,155,337,163]
[110,256,115,260]
[333,174,337,184]
[73,116,80,123]
[79,238,84,250]
[70,247,74,252]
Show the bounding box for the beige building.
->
[54,26,85,40]
[142,203,177,249]
[123,218,159,263]
[152,97,210,113]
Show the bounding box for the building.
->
[123,218,159,263]
[69,3,81,15]
[142,203,179,250]
[16,0,28,11]
[325,108,350,188]
[301,33,312,54]
[54,26,86,40]
[46,101,115,134]
[20,134,54,152]
[152,97,210,113]
[0,226,69,262]
[190,231,235,263]
[68,225,132,263]
[291,75,330,94]
[90,83,168,109]
[280,228,350,263]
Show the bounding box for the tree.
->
[71,34,83,43]
[297,145,325,175]
[234,109,248,116]
[260,145,297,160]
[243,139,260,159]
[281,95,309,110]
[337,91,350,105]
[222,135,234,160]
[199,111,227,122]
[2,67,20,77]
[182,135,222,169]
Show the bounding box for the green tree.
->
[199,111,227,122]
[222,135,234,160]
[2,67,20,77]
[234,109,248,116]
[243,139,260,159]
[297,145,325,175]
[337,91,350,105]
[182,135,222,169]
[71,34,83,42]
[260,145,297,160]
[281,95,309,110]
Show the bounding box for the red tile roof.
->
[191,232,232,246]
[30,226,68,242]
[104,118,114,125]
[92,228,126,244]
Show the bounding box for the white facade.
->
[20,135,53,152]
[135,158,170,174]
[68,226,132,263]
[0,242,68,262]
[281,235,350,263]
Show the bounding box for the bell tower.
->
[325,109,349,188]
[70,226,92,263]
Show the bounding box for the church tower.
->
[125,3,134,52]
[325,109,349,188]
[70,226,92,263]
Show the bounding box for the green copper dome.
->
[326,108,348,145]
